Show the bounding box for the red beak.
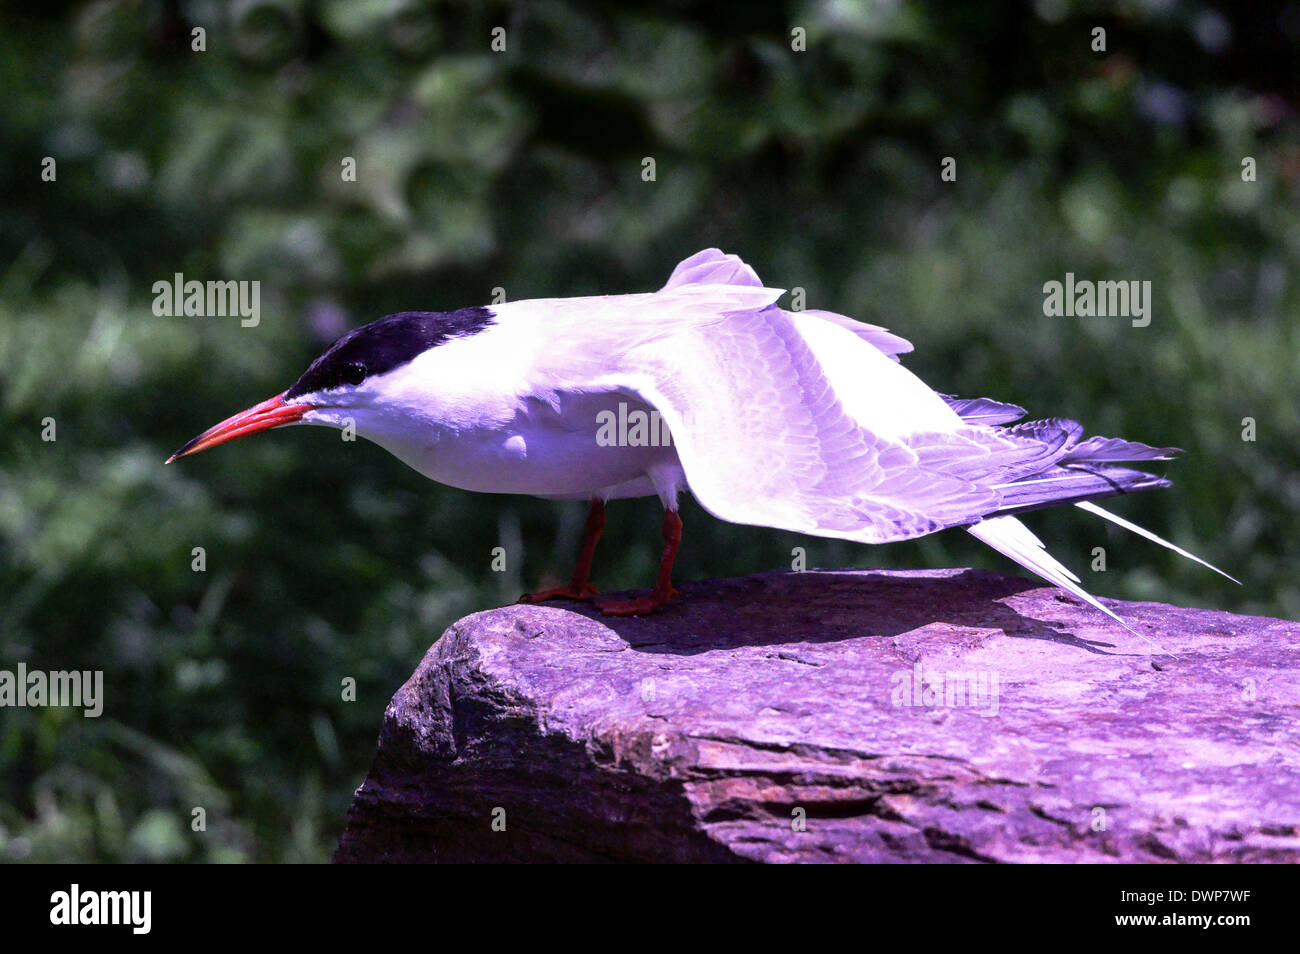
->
[166,392,311,463]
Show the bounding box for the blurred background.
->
[1,0,1296,862]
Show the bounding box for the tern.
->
[169,249,1235,625]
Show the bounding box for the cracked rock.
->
[334,568,1300,863]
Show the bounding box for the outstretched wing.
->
[583,304,1066,543]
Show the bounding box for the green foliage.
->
[1,1,1296,862]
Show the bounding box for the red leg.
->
[598,509,682,617]
[519,498,606,603]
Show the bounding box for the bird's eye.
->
[342,361,367,386]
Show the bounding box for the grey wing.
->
[589,306,1058,544]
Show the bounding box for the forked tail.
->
[962,419,1238,654]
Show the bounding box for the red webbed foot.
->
[518,580,600,603]
[596,587,679,617]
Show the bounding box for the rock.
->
[334,568,1300,863]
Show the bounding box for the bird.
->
[168,248,1236,627]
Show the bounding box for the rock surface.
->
[334,568,1300,863]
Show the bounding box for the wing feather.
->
[590,308,1013,543]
